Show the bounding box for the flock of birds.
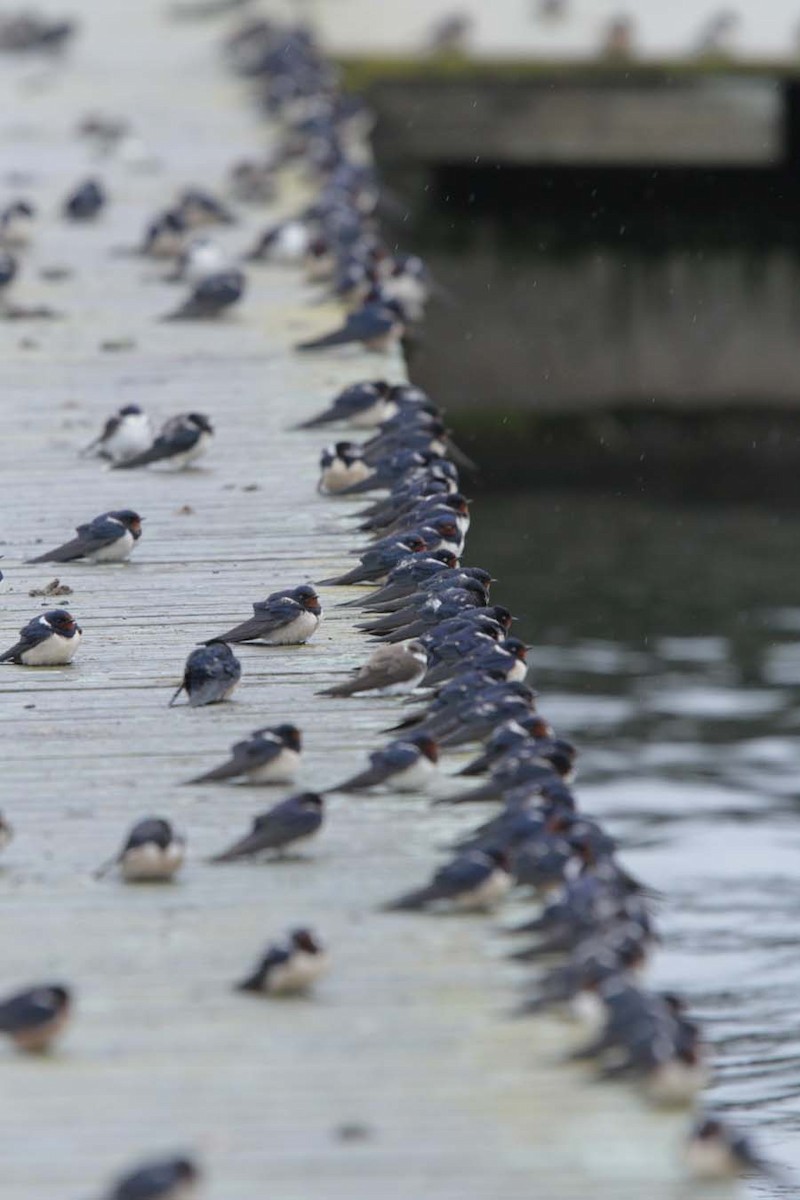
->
[0,9,790,1200]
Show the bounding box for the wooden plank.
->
[0,3,691,1198]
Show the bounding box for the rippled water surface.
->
[467,491,800,1188]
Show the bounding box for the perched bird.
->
[209,792,324,861]
[204,584,321,646]
[0,199,35,247]
[112,412,213,470]
[318,442,372,495]
[685,1117,783,1182]
[169,642,241,707]
[294,380,396,430]
[162,268,245,320]
[0,984,71,1053]
[317,535,427,587]
[62,178,105,221]
[319,640,428,698]
[246,218,311,263]
[95,817,186,883]
[140,209,186,259]
[166,234,229,284]
[28,509,142,564]
[295,298,405,353]
[178,186,236,228]
[237,928,328,995]
[186,723,302,785]
[81,404,153,463]
[103,1155,201,1200]
[328,732,438,794]
[0,609,82,666]
[384,848,511,912]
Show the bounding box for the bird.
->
[0,984,71,1053]
[178,186,236,227]
[27,509,143,564]
[384,848,511,912]
[161,268,245,320]
[203,584,321,646]
[186,723,302,785]
[139,209,187,259]
[0,199,35,247]
[80,404,154,463]
[237,928,329,995]
[62,178,106,221]
[317,536,427,587]
[112,412,213,470]
[319,640,428,698]
[209,792,324,861]
[169,642,241,707]
[318,442,372,494]
[246,217,311,263]
[685,1116,784,1182]
[295,297,405,353]
[166,234,229,284]
[327,732,438,794]
[0,609,82,666]
[294,379,396,430]
[102,1155,201,1200]
[0,248,18,297]
[95,818,186,883]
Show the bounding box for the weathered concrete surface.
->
[0,5,697,1199]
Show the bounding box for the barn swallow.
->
[113,412,212,470]
[360,511,465,560]
[327,733,438,794]
[162,268,245,320]
[81,404,153,463]
[0,983,71,1052]
[0,199,35,247]
[237,928,328,995]
[186,724,302,785]
[294,380,395,430]
[384,848,511,913]
[458,715,554,775]
[364,491,470,540]
[28,509,142,564]
[333,450,447,498]
[169,642,241,707]
[318,442,372,494]
[103,1155,201,1200]
[209,792,324,861]
[436,741,576,805]
[295,297,405,352]
[246,218,311,263]
[204,584,321,646]
[319,640,428,698]
[341,551,459,609]
[0,609,81,666]
[229,157,277,204]
[165,235,228,285]
[685,1117,784,1182]
[63,178,105,221]
[140,209,186,259]
[178,186,236,227]
[95,817,186,882]
[0,248,17,295]
[360,581,488,638]
[0,811,13,852]
[424,636,530,687]
[318,536,427,587]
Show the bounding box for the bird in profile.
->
[319,640,428,698]
[102,1155,201,1200]
[112,412,212,470]
[0,983,71,1053]
[62,178,106,221]
[95,817,186,882]
[237,928,328,995]
[326,732,438,794]
[186,724,302,785]
[0,609,82,666]
[0,199,35,247]
[294,380,396,430]
[166,234,229,284]
[203,584,321,646]
[209,792,324,861]
[80,404,153,463]
[161,268,245,320]
[383,848,511,912]
[177,186,236,228]
[169,642,241,707]
[295,297,405,353]
[317,442,371,494]
[27,509,143,564]
[139,209,186,259]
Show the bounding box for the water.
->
[467,490,800,1185]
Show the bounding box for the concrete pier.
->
[0,5,695,1198]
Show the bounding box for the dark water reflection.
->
[467,492,800,1187]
